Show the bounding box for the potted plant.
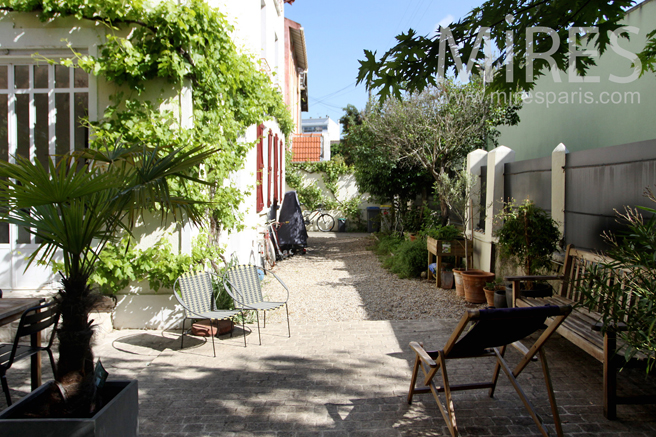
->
[484,278,506,307]
[0,143,212,432]
[494,199,562,297]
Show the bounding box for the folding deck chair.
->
[408,305,572,437]
[224,265,290,345]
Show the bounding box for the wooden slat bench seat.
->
[506,244,656,419]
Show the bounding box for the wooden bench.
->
[506,244,656,419]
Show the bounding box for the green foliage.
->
[422,224,461,241]
[340,104,432,206]
[495,199,562,276]
[373,234,428,279]
[579,188,656,370]
[62,232,222,296]
[286,157,364,228]
[357,0,640,100]
[4,0,293,234]
[372,233,404,257]
[345,79,518,225]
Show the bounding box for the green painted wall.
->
[497,0,656,161]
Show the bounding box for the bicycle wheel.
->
[265,237,276,268]
[269,224,284,260]
[317,213,335,232]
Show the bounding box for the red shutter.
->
[273,134,279,203]
[256,125,264,213]
[267,131,273,207]
[279,139,284,200]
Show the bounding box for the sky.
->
[285,0,482,134]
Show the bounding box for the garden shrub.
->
[389,237,428,279]
[372,233,427,279]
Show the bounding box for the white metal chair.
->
[224,265,290,345]
[174,271,245,356]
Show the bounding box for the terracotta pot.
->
[461,271,495,303]
[453,269,482,297]
[191,319,234,336]
[483,287,496,307]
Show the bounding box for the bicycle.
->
[257,224,278,269]
[302,204,335,232]
[266,219,286,261]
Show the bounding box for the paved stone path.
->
[2,233,656,436]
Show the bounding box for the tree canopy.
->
[357,0,654,101]
[343,78,519,224]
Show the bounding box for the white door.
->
[0,63,89,292]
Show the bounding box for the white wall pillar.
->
[466,149,488,239]
[485,146,516,238]
[477,146,515,272]
[551,143,568,237]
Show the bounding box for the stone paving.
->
[2,233,656,436]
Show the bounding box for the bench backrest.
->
[559,244,634,317]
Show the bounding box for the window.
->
[256,124,264,213]
[0,63,89,244]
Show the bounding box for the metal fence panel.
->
[565,139,656,250]
[504,156,552,212]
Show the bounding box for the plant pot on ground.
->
[453,268,482,297]
[440,265,454,289]
[495,199,562,299]
[483,278,505,307]
[461,270,494,303]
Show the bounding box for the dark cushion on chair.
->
[449,305,562,358]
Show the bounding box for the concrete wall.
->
[468,139,656,276]
[285,171,377,231]
[497,0,656,161]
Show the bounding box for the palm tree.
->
[0,142,214,416]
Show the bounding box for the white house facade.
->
[0,0,308,329]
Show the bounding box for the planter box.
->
[426,237,473,257]
[427,237,474,288]
[0,380,138,436]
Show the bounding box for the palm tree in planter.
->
[0,142,213,417]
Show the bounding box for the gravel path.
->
[263,232,485,324]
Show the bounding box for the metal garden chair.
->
[174,271,245,356]
[408,305,572,437]
[224,264,290,345]
[0,301,60,406]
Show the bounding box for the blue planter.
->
[0,380,138,436]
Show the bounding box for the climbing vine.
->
[1,0,293,268]
[286,156,364,229]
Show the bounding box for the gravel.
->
[262,232,485,324]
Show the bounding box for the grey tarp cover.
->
[277,190,308,249]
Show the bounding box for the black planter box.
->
[0,380,138,437]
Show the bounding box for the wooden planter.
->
[427,237,474,288]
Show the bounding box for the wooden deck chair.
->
[408,305,572,437]
[174,271,246,356]
[223,265,290,345]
